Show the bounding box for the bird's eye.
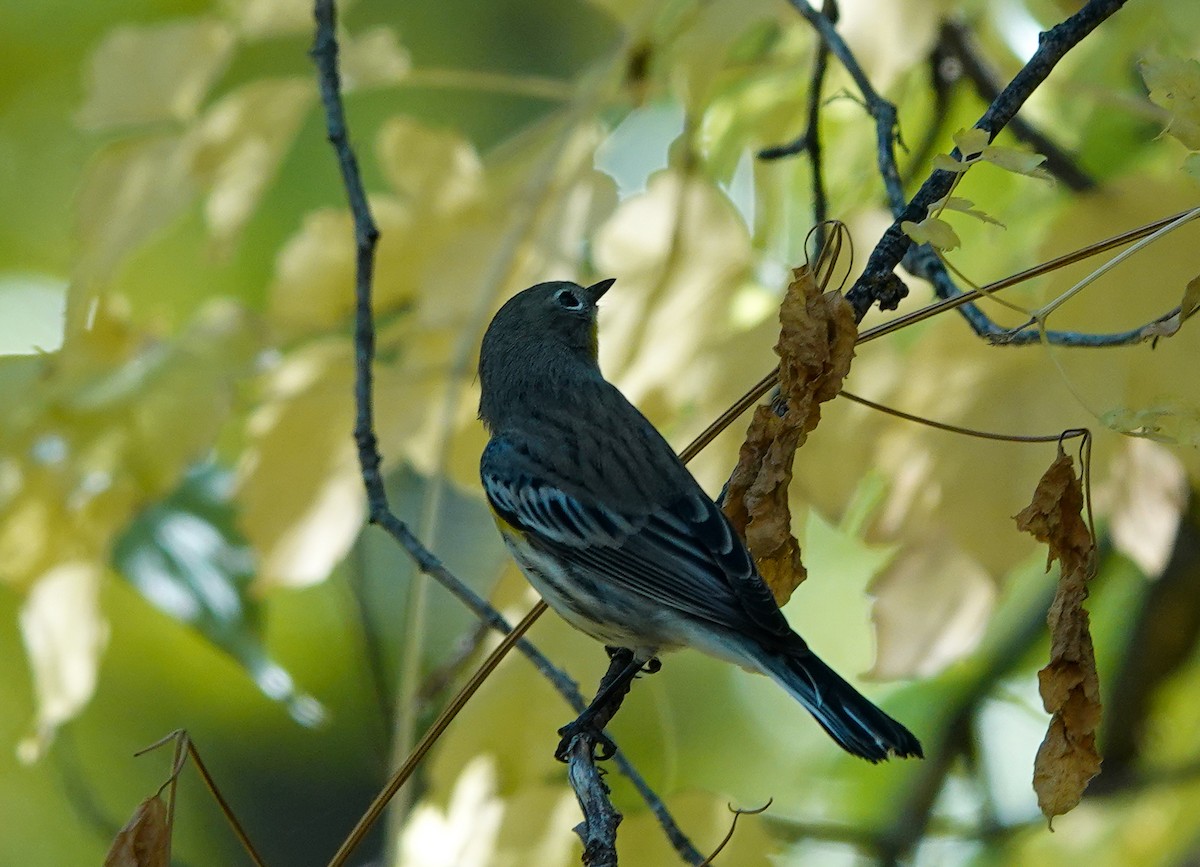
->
[554,287,585,311]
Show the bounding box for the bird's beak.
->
[583,277,616,304]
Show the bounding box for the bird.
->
[477,278,922,762]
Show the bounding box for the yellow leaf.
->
[74,136,196,283]
[399,756,505,865]
[1181,272,1200,321]
[268,197,417,339]
[341,26,412,90]
[18,562,109,763]
[0,275,66,355]
[104,795,171,867]
[594,170,752,408]
[376,117,483,215]
[930,195,1006,228]
[932,153,973,173]
[1014,450,1102,822]
[946,127,1051,180]
[236,342,365,591]
[981,144,1051,180]
[190,79,314,245]
[869,533,995,679]
[77,20,235,129]
[223,0,312,38]
[1100,404,1200,445]
[1035,177,1200,457]
[901,217,961,251]
[0,299,251,602]
[952,126,991,158]
[1107,439,1187,578]
[1140,55,1200,151]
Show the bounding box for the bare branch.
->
[567,736,623,867]
[783,0,907,218]
[847,0,1130,320]
[939,20,1095,192]
[760,0,840,254]
[310,2,702,863]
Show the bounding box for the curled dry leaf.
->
[723,266,856,605]
[1014,449,1101,824]
[104,795,171,867]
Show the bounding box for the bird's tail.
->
[758,639,923,762]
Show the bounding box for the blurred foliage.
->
[1,0,1200,864]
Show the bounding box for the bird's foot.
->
[555,717,617,763]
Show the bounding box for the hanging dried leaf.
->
[104,795,171,867]
[1014,449,1101,824]
[723,266,856,605]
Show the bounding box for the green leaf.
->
[112,462,326,727]
[17,562,108,763]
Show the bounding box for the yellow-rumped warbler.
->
[478,279,921,762]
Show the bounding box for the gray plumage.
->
[478,279,922,762]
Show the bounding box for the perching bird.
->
[477,279,921,762]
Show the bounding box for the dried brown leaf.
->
[723,267,856,605]
[104,795,171,867]
[1014,450,1101,823]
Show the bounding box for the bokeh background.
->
[2,0,1200,863]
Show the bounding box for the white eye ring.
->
[554,287,585,311]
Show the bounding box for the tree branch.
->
[562,650,642,866]
[568,735,623,867]
[846,0,1130,319]
[310,2,702,863]
[760,0,839,255]
[783,0,906,218]
[938,19,1095,192]
[900,43,958,190]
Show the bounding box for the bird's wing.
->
[481,436,791,638]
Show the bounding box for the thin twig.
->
[760,0,839,254]
[567,735,623,867]
[847,0,1130,319]
[327,603,545,867]
[901,43,957,187]
[679,207,1190,464]
[939,20,1095,192]
[137,729,270,867]
[698,800,773,866]
[840,390,1089,444]
[870,209,1199,346]
[310,2,703,863]
[563,651,642,866]
[784,0,906,216]
[186,738,269,867]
